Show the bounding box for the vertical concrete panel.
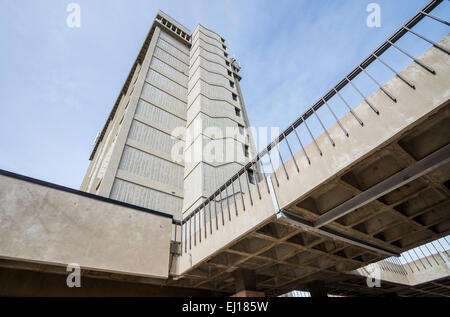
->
[128,120,182,157]
[135,99,185,131]
[110,179,183,215]
[150,57,188,87]
[141,83,186,118]
[118,146,183,189]
[156,37,189,64]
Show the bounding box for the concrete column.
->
[231,268,264,297]
[307,281,328,297]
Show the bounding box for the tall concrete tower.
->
[81,11,256,221]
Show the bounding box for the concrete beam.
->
[277,210,399,257]
[313,143,450,228]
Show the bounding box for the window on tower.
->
[244,144,249,157]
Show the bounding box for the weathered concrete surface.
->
[0,174,172,279]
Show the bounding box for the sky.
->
[0,0,449,189]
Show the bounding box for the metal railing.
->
[358,235,450,277]
[279,290,311,297]
[391,236,449,274]
[177,0,450,254]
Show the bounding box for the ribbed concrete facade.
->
[183,24,254,215]
[80,11,255,221]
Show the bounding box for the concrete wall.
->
[0,173,173,279]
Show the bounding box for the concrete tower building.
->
[80,11,256,221]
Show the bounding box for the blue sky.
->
[0,0,448,189]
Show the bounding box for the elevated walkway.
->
[171,20,450,295]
